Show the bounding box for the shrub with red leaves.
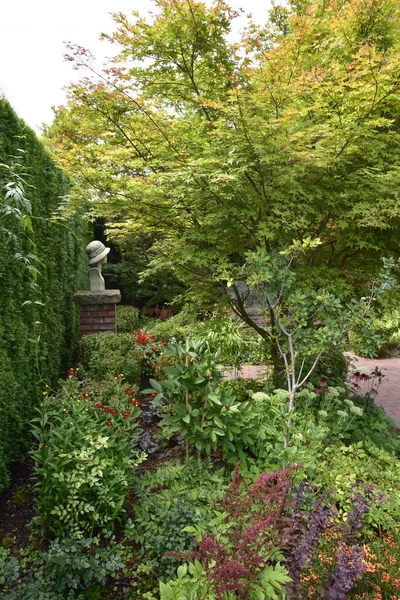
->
[192,464,298,599]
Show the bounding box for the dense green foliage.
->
[103,252,185,308]
[79,333,142,383]
[31,373,144,539]
[48,0,400,313]
[1,537,125,599]
[0,99,88,490]
[116,306,141,333]
[2,1,400,597]
[132,459,227,579]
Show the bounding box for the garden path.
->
[347,354,400,429]
[225,357,400,428]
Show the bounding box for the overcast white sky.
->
[0,0,271,133]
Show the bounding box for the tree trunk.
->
[272,344,287,389]
[270,309,287,389]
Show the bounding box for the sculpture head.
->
[85,240,110,267]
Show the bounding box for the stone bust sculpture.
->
[85,241,110,292]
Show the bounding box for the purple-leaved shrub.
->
[192,464,298,599]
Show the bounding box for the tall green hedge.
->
[0,99,89,489]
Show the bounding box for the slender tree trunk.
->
[272,345,287,388]
[270,310,287,388]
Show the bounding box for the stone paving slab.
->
[225,356,400,429]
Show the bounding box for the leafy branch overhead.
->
[46,0,400,299]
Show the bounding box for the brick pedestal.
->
[75,290,121,336]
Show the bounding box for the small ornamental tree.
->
[227,240,397,426]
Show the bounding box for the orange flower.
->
[362,545,376,560]
[364,561,376,573]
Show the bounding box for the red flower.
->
[44,443,50,449]
[130,399,140,407]
[67,368,76,377]
[314,387,322,394]
[143,362,148,367]
[318,377,328,387]
[106,421,113,427]
[151,393,157,398]
[125,387,135,397]
[151,364,156,369]
[122,410,132,418]
[118,429,124,435]
[82,392,90,398]
[115,374,124,380]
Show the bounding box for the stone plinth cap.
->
[74,290,121,306]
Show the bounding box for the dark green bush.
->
[102,244,186,307]
[0,99,88,490]
[301,347,349,387]
[148,310,196,344]
[116,305,141,333]
[80,333,142,382]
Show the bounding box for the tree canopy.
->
[47,0,400,303]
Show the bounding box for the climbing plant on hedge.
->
[0,98,89,490]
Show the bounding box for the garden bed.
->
[1,328,400,600]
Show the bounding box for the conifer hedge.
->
[0,99,89,489]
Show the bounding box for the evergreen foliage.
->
[0,98,89,489]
